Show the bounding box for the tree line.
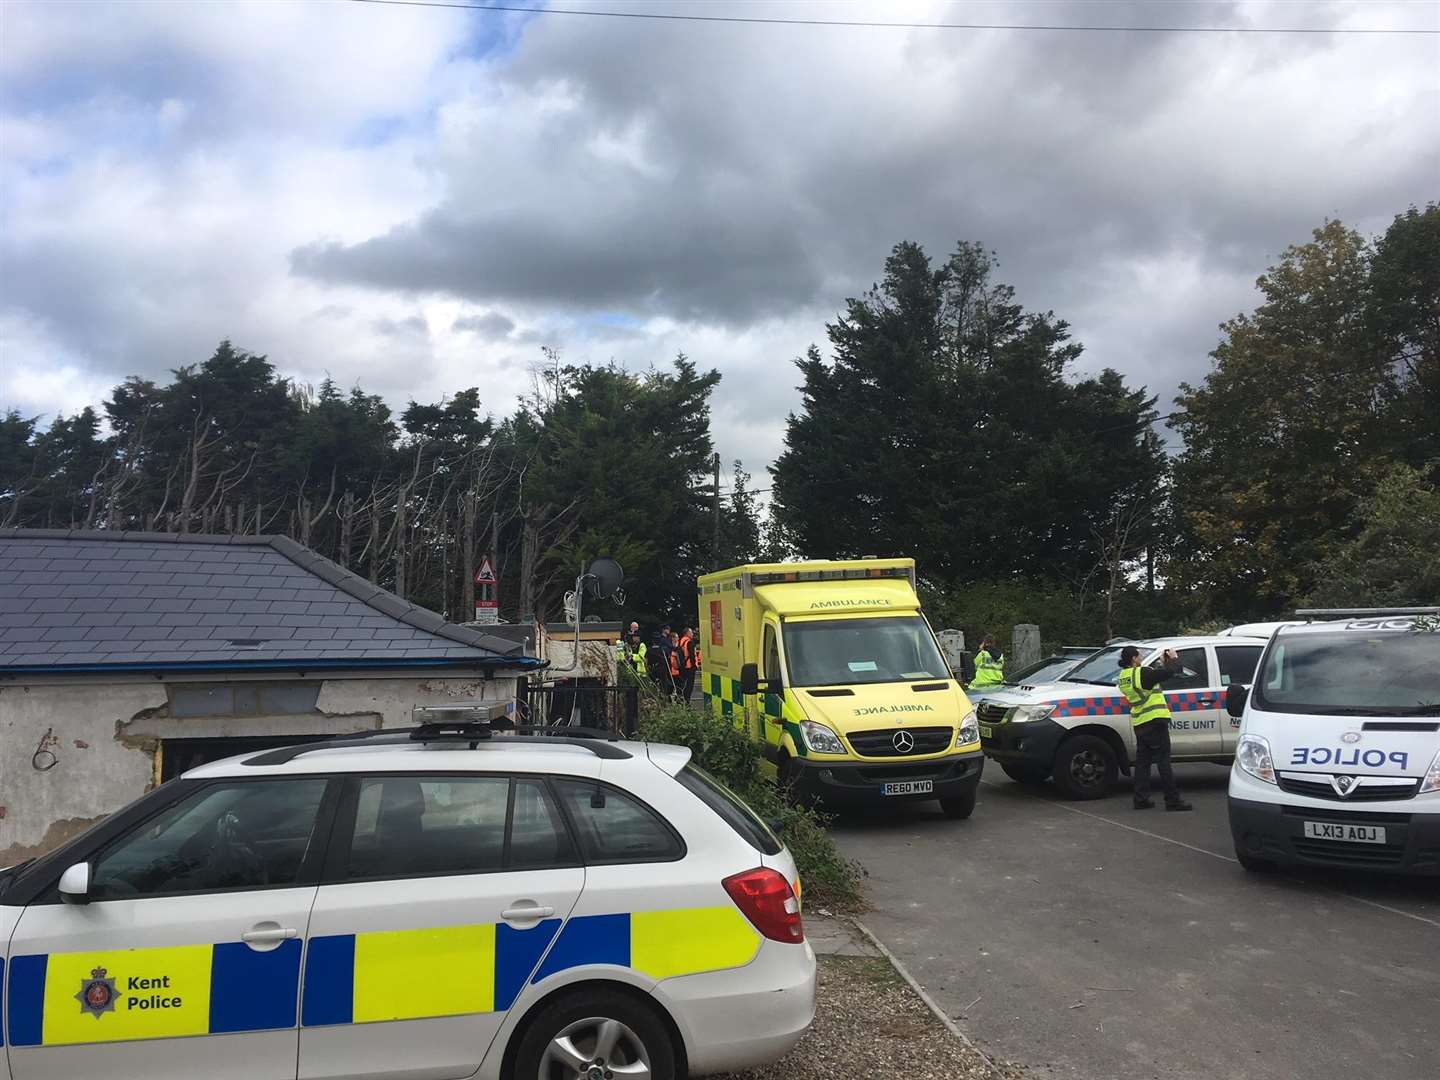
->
[3,204,1434,642]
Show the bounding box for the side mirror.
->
[740,663,760,697]
[58,862,91,905]
[1226,683,1249,719]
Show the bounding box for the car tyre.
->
[1052,735,1118,800]
[514,986,677,1080]
[939,788,977,819]
[1000,762,1050,785]
[1235,849,1277,873]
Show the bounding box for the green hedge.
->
[637,705,865,911]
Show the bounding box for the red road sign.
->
[474,556,496,585]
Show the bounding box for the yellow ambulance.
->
[697,558,984,817]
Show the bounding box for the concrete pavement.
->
[830,764,1440,1080]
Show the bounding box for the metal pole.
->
[711,452,721,563]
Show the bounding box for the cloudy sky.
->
[2,0,1437,482]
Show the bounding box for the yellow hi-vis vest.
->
[1118,665,1171,727]
[972,649,1004,687]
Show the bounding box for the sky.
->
[2,0,1437,487]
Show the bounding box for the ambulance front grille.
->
[847,727,953,757]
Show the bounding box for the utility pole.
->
[491,509,500,594]
[393,485,407,600]
[711,453,721,564]
[461,491,475,618]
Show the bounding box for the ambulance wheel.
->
[1235,849,1276,873]
[1000,762,1050,785]
[1052,735,1117,800]
[939,789,976,819]
[516,986,677,1080]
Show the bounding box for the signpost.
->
[474,556,498,625]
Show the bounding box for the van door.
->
[1215,643,1264,753]
[298,774,583,1080]
[5,776,334,1080]
[760,619,786,767]
[1161,646,1223,758]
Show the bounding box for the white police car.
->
[1227,611,1440,876]
[0,721,815,1079]
[975,635,1268,799]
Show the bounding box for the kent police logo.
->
[76,966,119,1019]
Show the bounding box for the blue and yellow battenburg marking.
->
[4,908,761,1047]
[4,939,302,1047]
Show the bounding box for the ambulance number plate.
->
[883,780,934,796]
[1303,821,1386,844]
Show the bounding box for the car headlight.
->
[1420,748,1440,795]
[1235,733,1277,784]
[1006,704,1057,724]
[800,721,846,755]
[957,709,979,747]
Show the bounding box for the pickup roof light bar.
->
[1295,607,1440,618]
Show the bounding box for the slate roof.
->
[0,529,539,673]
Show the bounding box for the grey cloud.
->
[453,311,516,338]
[371,314,429,337]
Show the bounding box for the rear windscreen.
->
[1255,629,1440,715]
[677,765,782,855]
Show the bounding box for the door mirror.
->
[740,662,760,697]
[1226,683,1249,719]
[58,862,91,905]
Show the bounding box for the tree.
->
[1369,202,1440,463]
[1301,462,1440,608]
[1170,219,1413,616]
[716,461,763,567]
[771,239,1163,588]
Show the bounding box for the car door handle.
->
[241,926,298,945]
[502,904,556,922]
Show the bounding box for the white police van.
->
[0,716,815,1079]
[1227,610,1440,876]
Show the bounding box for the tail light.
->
[722,867,804,943]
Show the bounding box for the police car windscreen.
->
[1060,646,1127,685]
[1254,629,1440,715]
[784,616,950,687]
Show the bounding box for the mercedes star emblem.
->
[893,730,915,753]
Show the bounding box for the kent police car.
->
[974,635,1268,799]
[1227,610,1440,876]
[0,718,815,1079]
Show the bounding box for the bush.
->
[638,704,865,911]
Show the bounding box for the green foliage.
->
[1301,462,1440,608]
[771,240,1165,590]
[638,705,865,911]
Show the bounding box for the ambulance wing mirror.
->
[740,663,761,697]
[1225,683,1249,719]
[58,862,91,905]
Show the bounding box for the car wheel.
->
[1052,735,1118,800]
[514,987,677,1080]
[1235,849,1276,873]
[1000,762,1050,785]
[939,789,977,819]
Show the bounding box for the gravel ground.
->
[712,955,1027,1080]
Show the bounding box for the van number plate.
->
[883,780,934,796]
[1303,821,1386,844]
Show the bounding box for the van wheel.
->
[1000,762,1050,785]
[1052,735,1118,800]
[939,789,976,819]
[514,987,677,1080]
[1235,849,1276,873]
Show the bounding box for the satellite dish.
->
[586,557,624,599]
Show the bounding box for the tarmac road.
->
[829,764,1440,1080]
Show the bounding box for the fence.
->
[519,681,640,736]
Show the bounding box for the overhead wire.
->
[346,0,1439,35]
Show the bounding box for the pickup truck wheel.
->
[1052,735,1118,800]
[515,987,676,1080]
[939,788,976,819]
[1000,762,1050,785]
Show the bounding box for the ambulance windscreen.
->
[783,616,950,687]
[1254,628,1440,716]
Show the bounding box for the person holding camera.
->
[1117,645,1193,811]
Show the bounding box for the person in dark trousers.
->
[1118,645,1193,811]
[655,624,679,701]
[677,626,698,704]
